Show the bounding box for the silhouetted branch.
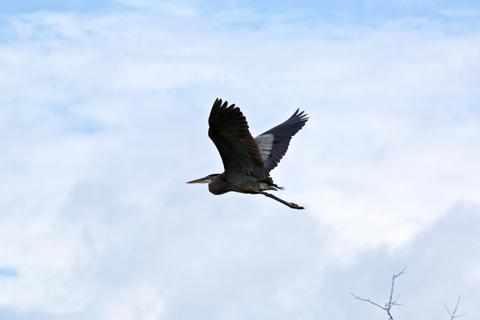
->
[444,297,465,320]
[351,267,406,320]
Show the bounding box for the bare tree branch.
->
[350,293,387,311]
[351,268,406,320]
[444,297,465,320]
[352,269,467,320]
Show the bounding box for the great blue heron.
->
[187,98,308,209]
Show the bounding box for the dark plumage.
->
[187,98,308,209]
[256,109,308,173]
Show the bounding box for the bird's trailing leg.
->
[260,192,304,210]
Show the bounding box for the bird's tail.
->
[259,177,284,191]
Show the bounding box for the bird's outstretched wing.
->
[208,98,264,176]
[255,109,308,173]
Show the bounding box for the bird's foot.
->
[289,202,304,210]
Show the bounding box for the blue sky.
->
[0,0,109,14]
[0,0,479,319]
[2,0,480,21]
[0,267,18,278]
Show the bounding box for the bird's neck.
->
[208,173,228,195]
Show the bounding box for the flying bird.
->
[187,98,308,209]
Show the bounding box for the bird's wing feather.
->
[208,98,264,176]
[255,109,308,173]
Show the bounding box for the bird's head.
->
[186,174,220,185]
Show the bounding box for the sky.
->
[0,0,479,319]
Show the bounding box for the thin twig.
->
[444,297,465,319]
[350,293,387,311]
[351,268,406,320]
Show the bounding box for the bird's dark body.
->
[208,172,275,195]
[188,98,308,209]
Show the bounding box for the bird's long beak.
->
[186,176,211,184]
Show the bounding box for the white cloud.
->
[99,284,164,320]
[0,2,479,319]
